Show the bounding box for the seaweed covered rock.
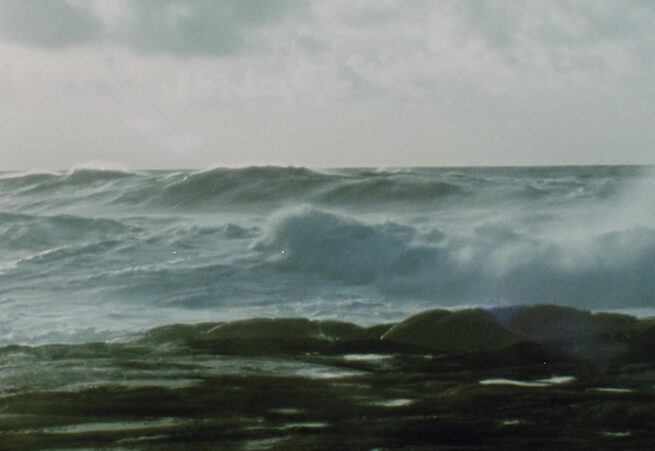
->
[492,305,600,343]
[134,306,655,362]
[176,318,379,354]
[381,309,521,352]
[491,305,655,363]
[139,322,223,344]
[202,318,372,341]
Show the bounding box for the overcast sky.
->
[0,0,653,170]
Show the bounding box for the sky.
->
[0,0,654,170]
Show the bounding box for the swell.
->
[317,175,462,204]
[150,166,331,207]
[2,167,469,212]
[2,165,637,216]
[0,169,135,194]
[0,212,136,251]
[141,167,465,208]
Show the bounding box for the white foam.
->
[540,376,576,385]
[480,378,549,387]
[480,376,575,388]
[22,418,180,434]
[501,419,521,426]
[371,398,414,407]
[298,367,365,379]
[591,387,635,393]
[343,354,393,361]
[601,431,631,438]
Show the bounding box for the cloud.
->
[115,0,306,56]
[0,0,103,49]
[0,0,306,56]
[127,114,203,157]
[307,0,655,97]
[445,0,655,82]
[161,135,203,156]
[1,0,653,109]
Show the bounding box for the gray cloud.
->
[449,0,652,46]
[433,0,655,90]
[118,0,305,56]
[0,0,102,48]
[0,0,306,56]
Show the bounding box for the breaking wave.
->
[253,205,655,308]
[253,206,434,284]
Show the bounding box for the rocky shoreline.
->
[2,304,655,449]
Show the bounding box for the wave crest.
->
[252,205,655,308]
[253,207,435,284]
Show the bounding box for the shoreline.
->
[2,304,655,449]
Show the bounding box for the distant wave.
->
[0,166,491,212]
[1,165,645,213]
[0,168,134,190]
[0,212,135,251]
[318,175,462,204]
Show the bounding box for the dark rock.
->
[381,309,521,352]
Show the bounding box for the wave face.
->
[1,165,654,345]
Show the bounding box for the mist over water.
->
[0,165,654,345]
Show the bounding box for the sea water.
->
[1,165,654,346]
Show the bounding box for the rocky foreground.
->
[2,305,655,449]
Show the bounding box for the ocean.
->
[2,165,655,448]
[1,165,654,345]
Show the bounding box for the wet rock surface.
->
[2,305,655,449]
